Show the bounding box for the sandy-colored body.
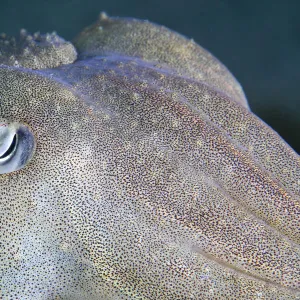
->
[0,13,299,299]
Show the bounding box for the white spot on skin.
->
[71,122,80,130]
[13,250,23,261]
[172,119,179,128]
[59,241,70,252]
[196,139,203,147]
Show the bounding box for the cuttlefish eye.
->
[0,122,35,174]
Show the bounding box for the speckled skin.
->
[0,13,299,299]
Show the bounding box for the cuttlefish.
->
[0,13,299,299]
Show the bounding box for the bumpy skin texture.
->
[0,30,77,69]
[0,13,299,299]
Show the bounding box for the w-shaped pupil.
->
[0,134,17,159]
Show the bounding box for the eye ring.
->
[0,123,35,174]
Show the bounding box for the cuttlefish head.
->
[0,13,299,299]
[0,63,105,298]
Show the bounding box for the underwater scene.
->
[0,0,299,299]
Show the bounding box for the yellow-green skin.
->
[0,13,299,299]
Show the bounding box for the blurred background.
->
[0,0,299,153]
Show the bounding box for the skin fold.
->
[0,13,299,299]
